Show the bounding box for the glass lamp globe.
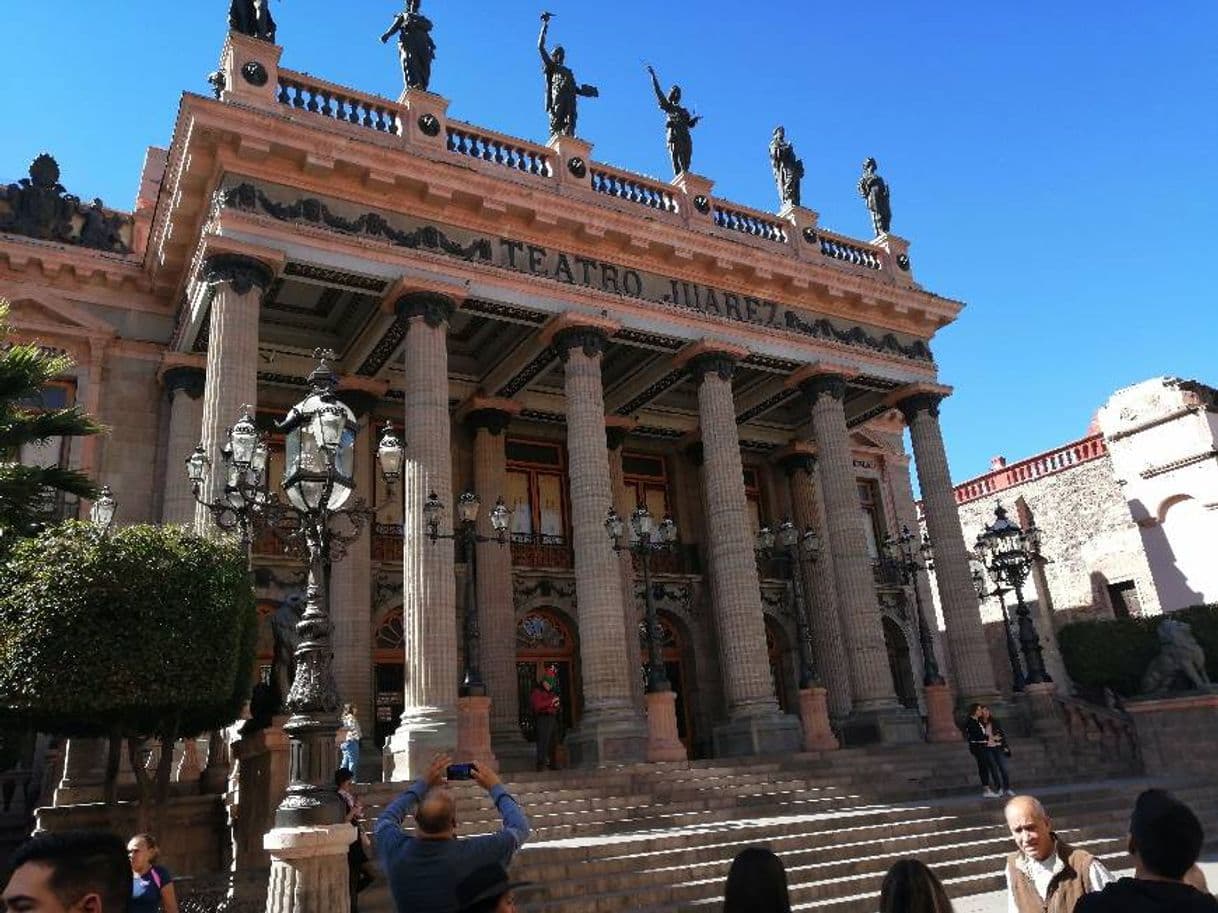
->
[424,491,445,535]
[756,526,775,552]
[775,519,799,550]
[377,422,404,483]
[658,515,677,543]
[489,497,512,533]
[229,410,258,468]
[186,445,208,485]
[631,505,654,539]
[90,485,116,528]
[456,491,481,525]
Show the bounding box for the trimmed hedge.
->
[0,521,256,739]
[1058,603,1218,696]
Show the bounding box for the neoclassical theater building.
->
[1,29,1004,774]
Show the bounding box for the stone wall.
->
[98,354,163,523]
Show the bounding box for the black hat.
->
[456,864,531,911]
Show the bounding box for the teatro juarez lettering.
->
[219,180,933,362]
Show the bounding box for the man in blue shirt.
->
[375,754,531,913]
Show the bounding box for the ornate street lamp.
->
[606,504,678,693]
[188,349,404,827]
[89,485,117,533]
[755,518,820,689]
[424,490,511,695]
[971,558,1026,693]
[975,502,1051,685]
[883,524,945,687]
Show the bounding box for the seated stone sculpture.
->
[1140,619,1212,693]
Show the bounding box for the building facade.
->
[1,28,1001,775]
[938,377,1218,697]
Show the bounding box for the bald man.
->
[1005,794,1114,913]
[375,755,530,913]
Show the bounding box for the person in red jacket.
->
[530,670,561,771]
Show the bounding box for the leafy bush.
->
[1058,604,1218,696]
[0,521,256,739]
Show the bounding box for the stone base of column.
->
[456,696,498,772]
[264,823,354,913]
[645,691,688,763]
[567,707,647,767]
[201,729,231,794]
[923,683,962,743]
[713,709,802,758]
[1022,682,1065,742]
[798,688,840,752]
[490,724,535,773]
[839,705,923,746]
[386,709,457,781]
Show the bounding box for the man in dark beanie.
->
[1076,789,1217,913]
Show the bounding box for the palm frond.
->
[0,407,105,449]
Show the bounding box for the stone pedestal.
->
[456,696,498,771]
[672,172,715,228]
[1126,691,1218,777]
[798,688,839,752]
[644,691,687,763]
[923,683,962,743]
[219,31,283,109]
[175,737,203,783]
[228,720,291,871]
[54,738,107,805]
[838,709,924,747]
[201,729,231,795]
[264,823,354,913]
[400,88,450,151]
[547,134,594,192]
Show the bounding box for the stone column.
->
[796,369,919,743]
[896,390,1001,706]
[466,403,530,767]
[606,428,646,713]
[264,824,354,913]
[690,352,801,756]
[389,293,458,779]
[331,382,385,773]
[552,324,646,765]
[779,451,853,720]
[194,254,273,536]
[159,362,205,526]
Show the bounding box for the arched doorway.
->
[882,617,918,710]
[765,617,793,715]
[639,612,695,751]
[516,609,581,744]
[373,610,405,748]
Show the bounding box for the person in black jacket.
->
[1076,789,1218,913]
[980,706,1013,797]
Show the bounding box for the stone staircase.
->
[353,735,1216,913]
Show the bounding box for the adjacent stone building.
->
[3,23,1005,776]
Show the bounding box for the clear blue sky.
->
[2,2,1215,482]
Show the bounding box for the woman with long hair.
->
[880,860,954,913]
[723,847,791,913]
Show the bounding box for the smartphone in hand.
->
[446,762,476,781]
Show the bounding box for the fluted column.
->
[606,428,646,713]
[159,362,205,526]
[330,383,384,767]
[897,390,1001,705]
[553,325,646,765]
[467,403,530,764]
[779,452,853,720]
[690,352,801,756]
[194,254,273,536]
[389,293,458,779]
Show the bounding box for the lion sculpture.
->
[1140,618,1212,694]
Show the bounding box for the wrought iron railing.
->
[510,533,573,570]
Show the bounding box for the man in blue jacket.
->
[375,754,531,913]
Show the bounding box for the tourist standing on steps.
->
[723,847,792,913]
[340,703,362,776]
[375,753,530,913]
[964,703,994,796]
[4,831,131,913]
[530,670,560,771]
[1003,795,1113,913]
[337,767,376,912]
[880,860,955,913]
[1076,790,1218,913]
[980,705,1014,797]
[127,833,178,913]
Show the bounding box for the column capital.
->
[198,251,277,295]
[540,313,621,362]
[787,363,858,405]
[676,340,749,387]
[161,365,206,400]
[888,382,954,422]
[773,442,818,477]
[395,291,456,329]
[604,416,637,451]
[458,396,521,435]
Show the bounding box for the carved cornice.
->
[798,373,847,405]
[395,292,455,328]
[688,352,738,385]
[553,326,608,363]
[161,365,206,400]
[895,391,945,423]
[198,252,275,295]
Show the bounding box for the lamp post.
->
[754,518,839,751]
[423,491,511,697]
[606,504,687,761]
[971,560,1026,693]
[89,485,117,533]
[187,350,404,827]
[755,519,820,690]
[883,525,945,687]
[975,502,1051,685]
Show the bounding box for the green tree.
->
[0,299,104,545]
[0,522,257,826]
